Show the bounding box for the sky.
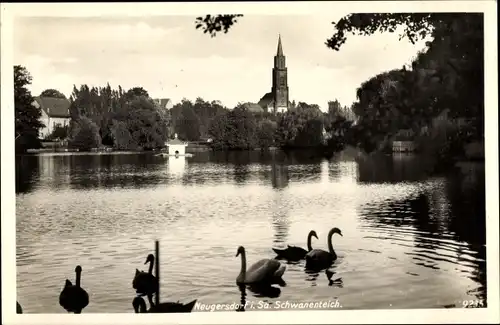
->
[13,15,429,111]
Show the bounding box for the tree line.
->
[15,13,483,162]
[14,65,354,154]
[196,13,484,162]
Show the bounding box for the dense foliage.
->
[195,13,484,161]
[68,84,169,150]
[68,116,102,151]
[14,65,44,153]
[40,89,66,98]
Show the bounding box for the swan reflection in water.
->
[325,269,344,288]
[305,264,344,288]
[236,283,282,312]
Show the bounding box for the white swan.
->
[236,246,286,285]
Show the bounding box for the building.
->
[166,133,188,156]
[257,35,291,114]
[154,98,174,110]
[33,96,71,139]
[240,102,265,113]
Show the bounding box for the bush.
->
[110,120,137,150]
[45,124,69,141]
[68,117,102,151]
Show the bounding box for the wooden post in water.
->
[155,240,160,306]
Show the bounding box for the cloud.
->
[14,15,427,110]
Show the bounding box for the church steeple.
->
[277,34,283,56]
[272,34,289,114]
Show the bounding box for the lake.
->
[15,150,487,313]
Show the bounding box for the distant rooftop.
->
[34,96,71,118]
[167,133,187,145]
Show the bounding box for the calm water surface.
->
[15,150,486,312]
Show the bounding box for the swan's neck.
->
[327,232,335,254]
[239,252,247,278]
[148,260,154,274]
[75,271,81,287]
[307,233,314,251]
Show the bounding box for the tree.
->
[256,120,277,149]
[110,120,136,150]
[172,100,201,141]
[14,65,44,153]
[195,14,243,37]
[124,87,149,101]
[115,96,169,150]
[208,108,258,150]
[40,89,66,98]
[68,116,102,151]
[208,112,229,150]
[45,124,69,141]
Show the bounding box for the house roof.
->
[258,92,274,108]
[167,133,187,145]
[241,102,265,113]
[34,96,71,118]
[154,98,172,108]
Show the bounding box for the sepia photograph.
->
[1,1,498,324]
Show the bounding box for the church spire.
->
[277,34,283,56]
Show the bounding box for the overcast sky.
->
[14,15,428,110]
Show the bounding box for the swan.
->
[133,254,158,306]
[305,227,342,270]
[132,296,197,313]
[16,301,23,314]
[236,246,286,286]
[272,230,318,261]
[59,265,89,313]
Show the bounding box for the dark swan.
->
[305,227,343,271]
[16,301,23,314]
[133,254,158,306]
[272,230,318,261]
[132,296,197,313]
[59,265,89,313]
[236,246,286,286]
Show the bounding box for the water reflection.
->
[326,269,344,288]
[16,156,40,194]
[236,284,246,312]
[168,156,186,177]
[271,163,289,189]
[357,154,435,184]
[15,150,487,312]
[357,171,486,303]
[247,284,282,299]
[233,152,251,184]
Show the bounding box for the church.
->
[242,35,292,114]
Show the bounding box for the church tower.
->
[272,35,289,113]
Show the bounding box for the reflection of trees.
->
[15,155,40,194]
[444,165,486,302]
[65,153,164,190]
[358,169,486,303]
[271,209,289,247]
[356,153,434,184]
[271,163,289,189]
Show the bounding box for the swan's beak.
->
[339,232,343,236]
[235,252,240,257]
